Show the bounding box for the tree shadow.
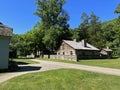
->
[17,66,42,72]
[16,62,29,65]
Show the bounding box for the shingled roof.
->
[63,40,99,51]
[0,22,12,37]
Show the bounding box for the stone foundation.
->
[43,55,77,61]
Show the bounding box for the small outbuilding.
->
[100,47,112,58]
[0,22,12,69]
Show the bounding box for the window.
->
[63,52,65,55]
[58,52,60,55]
[70,51,73,55]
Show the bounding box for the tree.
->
[72,28,80,41]
[102,22,116,48]
[72,13,89,41]
[115,3,120,14]
[79,12,89,40]
[43,26,59,52]
[24,22,46,57]
[9,34,19,58]
[114,3,120,47]
[9,34,26,58]
[35,0,66,29]
[35,0,70,53]
[88,12,103,48]
[112,22,120,47]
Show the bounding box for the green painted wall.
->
[0,36,10,69]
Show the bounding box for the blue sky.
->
[0,0,120,34]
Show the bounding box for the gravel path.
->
[0,59,120,83]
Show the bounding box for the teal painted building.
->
[0,23,12,69]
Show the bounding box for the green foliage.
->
[13,59,38,64]
[34,0,71,53]
[9,34,24,58]
[72,28,80,41]
[101,18,120,49]
[72,10,120,49]
[78,12,89,41]
[115,3,120,14]
[112,48,120,57]
[72,13,89,41]
[10,2,120,57]
[43,26,59,52]
[35,0,66,28]
[10,23,45,57]
[88,13,104,48]
[72,12,104,48]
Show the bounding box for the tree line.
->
[10,0,120,58]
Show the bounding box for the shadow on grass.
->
[16,62,29,65]
[17,66,41,72]
[17,57,35,59]
[0,60,41,73]
[0,66,41,73]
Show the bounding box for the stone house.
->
[57,39,99,61]
[0,22,12,69]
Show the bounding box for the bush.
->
[112,48,120,57]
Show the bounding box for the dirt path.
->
[0,59,120,83]
[32,59,120,76]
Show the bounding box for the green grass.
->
[39,58,120,69]
[12,59,38,64]
[77,59,120,69]
[0,69,120,90]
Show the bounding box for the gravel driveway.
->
[0,59,120,83]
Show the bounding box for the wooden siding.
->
[0,36,10,69]
[76,50,100,59]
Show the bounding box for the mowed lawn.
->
[39,58,120,69]
[12,59,38,64]
[77,59,120,69]
[0,69,120,90]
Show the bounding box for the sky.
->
[0,0,120,34]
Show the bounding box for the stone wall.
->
[43,55,77,61]
[57,42,76,55]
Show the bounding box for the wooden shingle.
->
[0,22,12,37]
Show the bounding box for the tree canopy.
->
[9,1,120,58]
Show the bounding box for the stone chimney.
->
[73,39,77,42]
[107,46,109,49]
[82,39,87,47]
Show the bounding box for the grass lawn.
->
[0,69,120,90]
[12,59,38,64]
[76,59,120,69]
[39,58,120,69]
